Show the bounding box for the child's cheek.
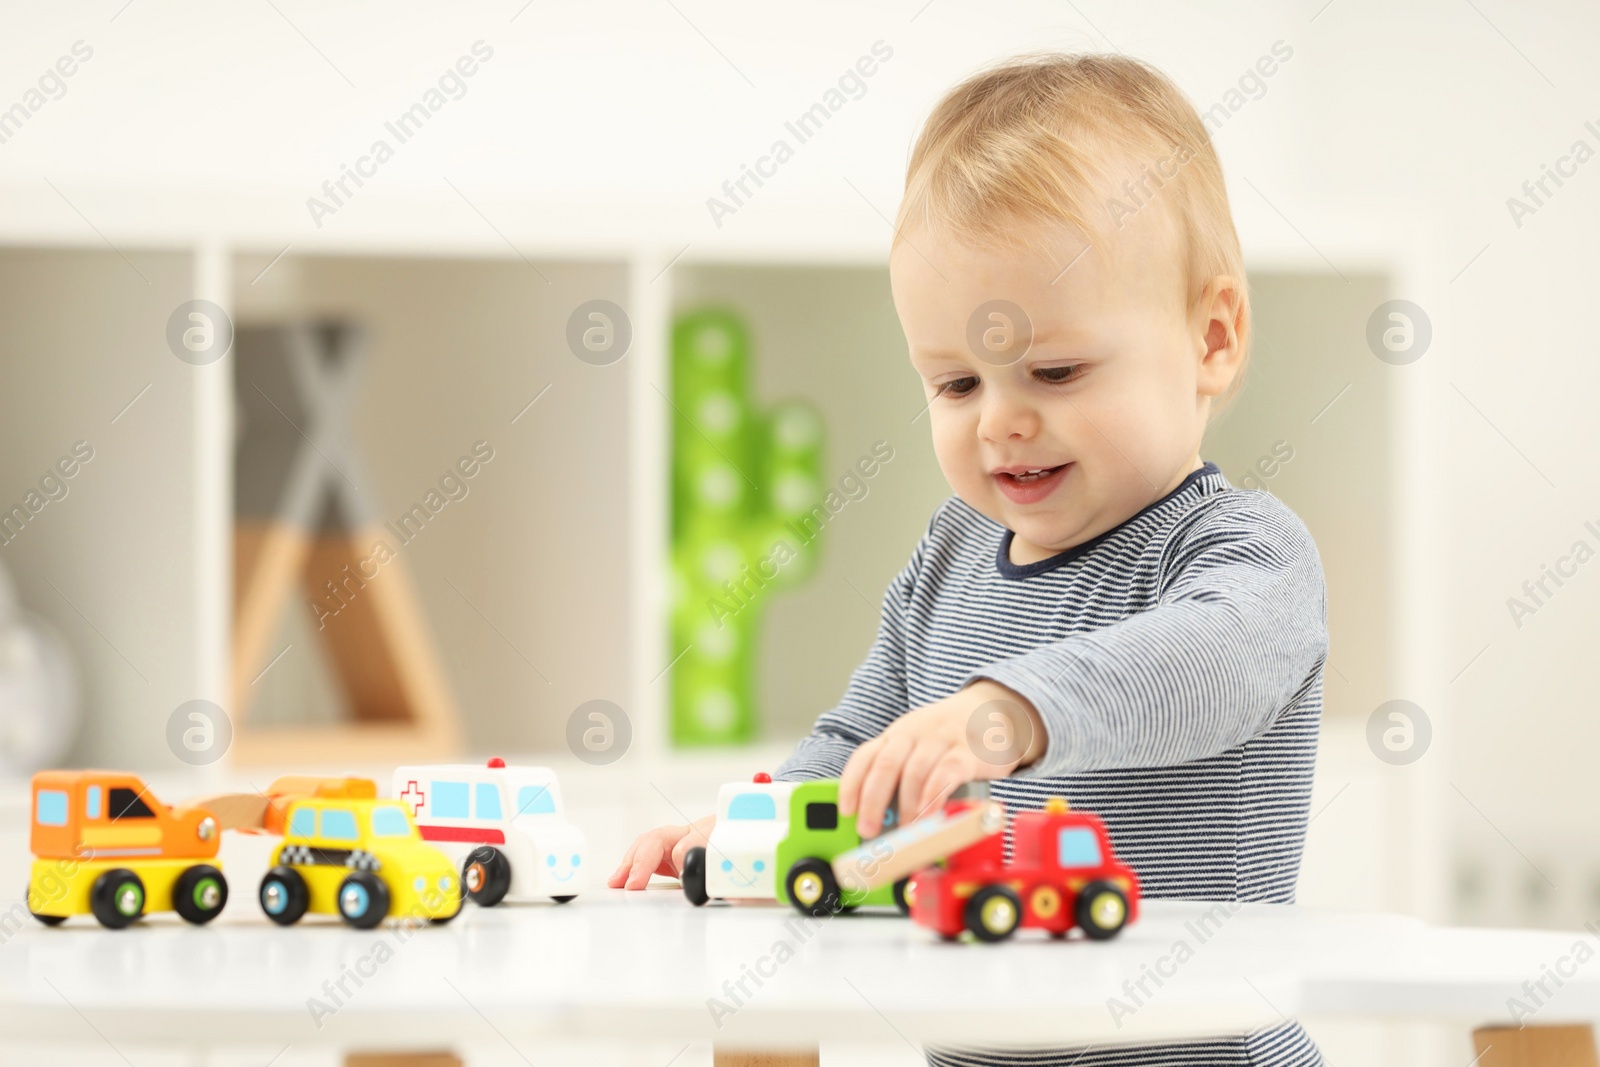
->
[929,416,982,490]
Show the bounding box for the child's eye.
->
[937,376,979,398]
[1034,365,1080,385]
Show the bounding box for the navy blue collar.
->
[994,461,1221,579]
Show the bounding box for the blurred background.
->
[0,1,1596,1063]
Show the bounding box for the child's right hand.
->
[608,814,716,890]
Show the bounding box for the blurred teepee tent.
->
[231,322,461,763]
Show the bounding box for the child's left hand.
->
[838,679,1046,837]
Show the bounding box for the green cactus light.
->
[670,308,825,745]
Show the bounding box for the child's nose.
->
[977,389,1041,442]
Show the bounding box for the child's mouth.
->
[993,463,1072,504]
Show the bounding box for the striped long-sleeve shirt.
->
[774,461,1328,1067]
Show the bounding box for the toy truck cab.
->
[912,797,1141,943]
[393,760,587,906]
[681,774,796,905]
[258,780,461,929]
[27,770,227,929]
[774,779,908,916]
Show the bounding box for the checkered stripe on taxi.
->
[279,844,381,871]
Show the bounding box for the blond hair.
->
[894,52,1251,385]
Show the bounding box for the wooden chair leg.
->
[712,1049,820,1067]
[1474,1024,1599,1067]
[345,1053,462,1067]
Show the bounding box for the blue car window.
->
[516,786,555,815]
[475,783,502,819]
[35,790,67,826]
[433,781,469,818]
[85,786,102,819]
[288,808,316,838]
[321,809,358,841]
[371,806,410,837]
[1057,827,1103,867]
[727,793,776,820]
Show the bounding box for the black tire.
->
[462,846,512,908]
[27,881,66,925]
[1075,880,1129,941]
[681,846,708,906]
[89,869,146,929]
[337,871,391,929]
[259,866,309,926]
[785,857,843,918]
[892,877,912,916]
[173,865,228,925]
[551,895,576,904]
[964,884,1021,943]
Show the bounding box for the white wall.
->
[0,249,211,768]
[2,0,1597,931]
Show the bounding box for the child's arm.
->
[840,495,1327,835]
[783,514,1048,833]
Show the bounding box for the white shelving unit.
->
[0,183,1447,925]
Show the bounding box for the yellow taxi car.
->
[258,793,462,929]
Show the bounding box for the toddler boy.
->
[613,52,1328,1067]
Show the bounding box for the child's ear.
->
[1192,274,1247,399]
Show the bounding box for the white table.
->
[1,887,1596,1064]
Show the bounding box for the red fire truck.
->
[909,796,1140,943]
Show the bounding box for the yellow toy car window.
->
[321,809,358,840]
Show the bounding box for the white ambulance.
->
[392,759,587,905]
[682,773,796,905]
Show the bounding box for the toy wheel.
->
[681,846,708,906]
[551,895,576,904]
[259,866,309,926]
[462,846,512,907]
[26,881,66,925]
[785,858,843,918]
[964,885,1021,942]
[1075,881,1129,940]
[174,865,228,925]
[892,877,913,916]
[337,871,391,929]
[89,869,145,929]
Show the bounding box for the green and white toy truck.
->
[681,774,910,917]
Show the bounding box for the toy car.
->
[26,770,227,929]
[258,777,462,929]
[910,796,1140,943]
[681,774,909,915]
[393,759,587,906]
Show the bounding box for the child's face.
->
[891,210,1237,564]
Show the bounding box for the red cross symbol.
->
[399,780,426,816]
